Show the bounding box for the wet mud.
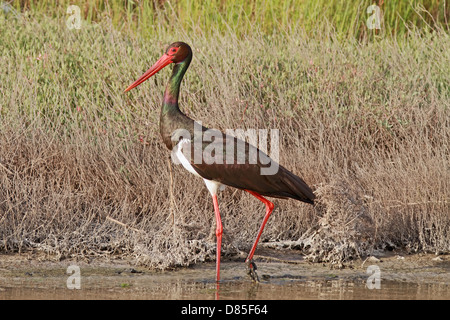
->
[0,249,448,300]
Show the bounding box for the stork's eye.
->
[170,48,178,54]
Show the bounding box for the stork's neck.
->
[162,56,191,114]
[160,55,194,150]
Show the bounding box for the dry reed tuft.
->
[298,179,375,268]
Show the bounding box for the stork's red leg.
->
[212,194,223,282]
[245,190,275,280]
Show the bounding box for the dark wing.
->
[185,130,315,204]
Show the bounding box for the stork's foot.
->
[246,259,260,282]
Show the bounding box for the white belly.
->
[172,139,201,177]
[172,139,225,195]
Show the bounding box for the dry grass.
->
[0,12,449,269]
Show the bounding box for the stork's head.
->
[124,42,192,92]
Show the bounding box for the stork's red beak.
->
[124,53,173,92]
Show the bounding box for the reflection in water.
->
[1,278,448,300]
[0,277,449,300]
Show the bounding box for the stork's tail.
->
[281,169,315,204]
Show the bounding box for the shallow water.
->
[1,253,449,300]
[1,278,448,300]
[0,252,450,300]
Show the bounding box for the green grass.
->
[0,4,449,267]
[8,0,450,40]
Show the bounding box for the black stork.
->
[125,42,315,282]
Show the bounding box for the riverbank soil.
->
[0,249,448,299]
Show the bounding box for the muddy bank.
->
[0,250,448,299]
